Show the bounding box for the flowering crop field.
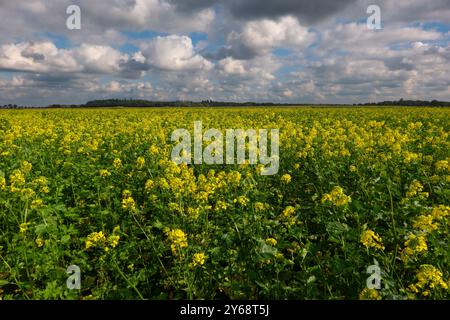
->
[0,107,449,300]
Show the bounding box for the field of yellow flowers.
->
[0,107,449,300]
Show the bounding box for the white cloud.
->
[321,23,442,53]
[227,16,315,58]
[0,42,131,75]
[141,35,213,71]
[101,81,153,95]
[73,44,128,74]
[0,1,215,44]
[218,56,279,81]
[218,57,247,75]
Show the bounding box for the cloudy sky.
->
[0,0,449,105]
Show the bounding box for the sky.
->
[0,0,449,105]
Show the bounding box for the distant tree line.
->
[356,98,450,107]
[83,99,291,108]
[1,98,450,109]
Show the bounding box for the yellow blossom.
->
[99,169,111,177]
[145,179,155,191]
[85,231,106,249]
[20,161,32,173]
[19,222,29,234]
[136,157,145,169]
[0,177,6,191]
[35,238,45,247]
[234,196,249,207]
[254,202,266,213]
[10,170,25,187]
[321,186,351,206]
[435,160,449,172]
[192,253,207,267]
[281,174,292,184]
[413,215,438,233]
[360,230,385,251]
[31,199,44,209]
[282,206,296,217]
[121,196,136,210]
[113,158,122,169]
[165,228,188,254]
[149,145,159,155]
[406,180,428,198]
[402,233,428,262]
[408,265,448,297]
[431,205,450,220]
[359,288,382,300]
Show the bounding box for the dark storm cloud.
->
[169,0,358,23]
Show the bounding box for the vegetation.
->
[0,107,448,300]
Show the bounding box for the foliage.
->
[0,107,448,300]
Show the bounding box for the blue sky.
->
[0,0,449,105]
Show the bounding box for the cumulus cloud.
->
[205,16,315,60]
[0,1,449,104]
[320,23,443,53]
[218,56,279,81]
[0,42,140,77]
[0,0,215,44]
[225,17,315,59]
[141,35,213,71]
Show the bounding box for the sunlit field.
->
[0,107,449,300]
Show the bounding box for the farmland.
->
[0,107,449,300]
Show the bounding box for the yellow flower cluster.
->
[265,238,278,246]
[431,205,450,220]
[281,174,292,184]
[214,200,228,213]
[435,160,449,172]
[149,145,159,155]
[99,169,111,178]
[136,157,146,169]
[402,233,428,262]
[192,253,207,267]
[113,158,122,169]
[144,179,155,191]
[121,190,136,210]
[165,228,188,254]
[402,205,448,263]
[35,238,45,248]
[33,176,49,194]
[254,202,266,213]
[85,231,106,249]
[0,176,6,191]
[282,206,296,217]
[31,199,44,209]
[85,226,121,251]
[10,170,25,192]
[234,196,249,207]
[408,265,448,297]
[19,222,29,234]
[359,288,382,300]
[405,180,428,199]
[360,230,384,251]
[20,161,32,173]
[412,215,438,233]
[321,186,351,206]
